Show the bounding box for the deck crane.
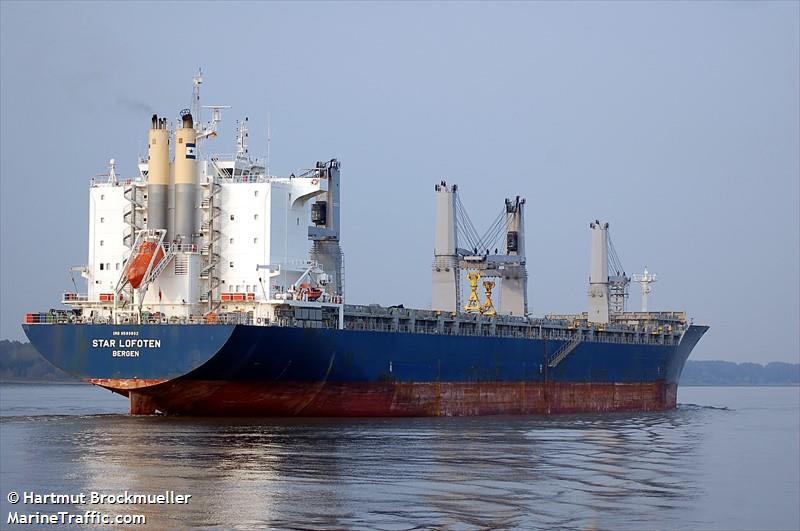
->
[432,182,528,316]
[606,230,630,314]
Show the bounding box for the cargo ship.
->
[22,73,707,416]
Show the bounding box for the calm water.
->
[0,384,798,530]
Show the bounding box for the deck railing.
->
[24,307,682,346]
[62,293,89,303]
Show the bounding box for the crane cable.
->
[455,195,483,251]
[455,196,522,255]
[606,232,626,277]
[479,209,511,253]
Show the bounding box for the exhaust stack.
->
[173,112,197,242]
[147,115,169,232]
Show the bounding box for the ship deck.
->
[26,304,689,348]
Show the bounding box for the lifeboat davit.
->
[126,241,164,289]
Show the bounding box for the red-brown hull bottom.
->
[112,380,679,416]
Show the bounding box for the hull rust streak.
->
[124,381,677,417]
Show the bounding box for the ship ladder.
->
[548,336,582,368]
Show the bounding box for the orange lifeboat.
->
[298,283,323,301]
[126,241,164,289]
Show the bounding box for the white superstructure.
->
[64,74,343,325]
[86,162,128,301]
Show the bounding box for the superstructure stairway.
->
[548,336,582,368]
[122,184,146,248]
[144,251,174,284]
[200,179,222,308]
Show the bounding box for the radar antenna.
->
[266,114,272,177]
[191,68,203,125]
[107,158,118,184]
[189,69,231,142]
[236,117,250,159]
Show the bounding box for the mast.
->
[431,181,460,312]
[587,220,610,324]
[633,267,658,312]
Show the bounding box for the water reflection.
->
[5,386,799,530]
[4,411,702,529]
[1,398,719,530]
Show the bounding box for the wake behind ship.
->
[23,73,707,416]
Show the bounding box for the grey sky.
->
[1,1,798,362]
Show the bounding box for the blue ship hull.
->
[22,323,707,416]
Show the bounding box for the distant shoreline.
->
[0,379,87,385]
[681,383,799,387]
